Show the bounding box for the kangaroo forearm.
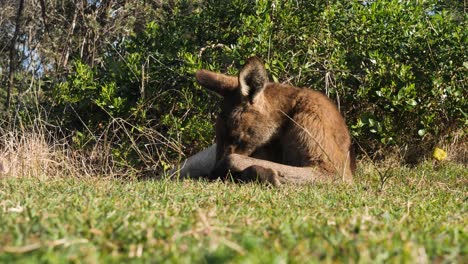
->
[226,154,331,184]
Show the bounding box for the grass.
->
[0,162,466,263]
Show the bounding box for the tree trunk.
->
[6,0,25,109]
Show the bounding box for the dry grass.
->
[0,126,75,179]
[443,130,467,164]
[0,116,185,179]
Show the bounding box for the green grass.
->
[0,162,466,263]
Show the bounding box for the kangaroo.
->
[173,57,355,185]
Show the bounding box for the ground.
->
[0,162,466,263]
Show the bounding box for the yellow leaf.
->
[432,147,447,161]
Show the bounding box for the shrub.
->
[49,0,467,168]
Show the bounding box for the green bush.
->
[50,0,467,167]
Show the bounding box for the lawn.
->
[0,162,466,263]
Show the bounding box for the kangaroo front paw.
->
[241,165,281,187]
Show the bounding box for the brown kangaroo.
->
[177,57,355,185]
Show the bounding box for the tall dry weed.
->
[0,127,76,178]
[0,115,185,179]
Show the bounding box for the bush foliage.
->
[6,0,468,169]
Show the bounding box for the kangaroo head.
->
[196,57,279,157]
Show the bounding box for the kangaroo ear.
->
[238,57,268,103]
[196,70,239,96]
